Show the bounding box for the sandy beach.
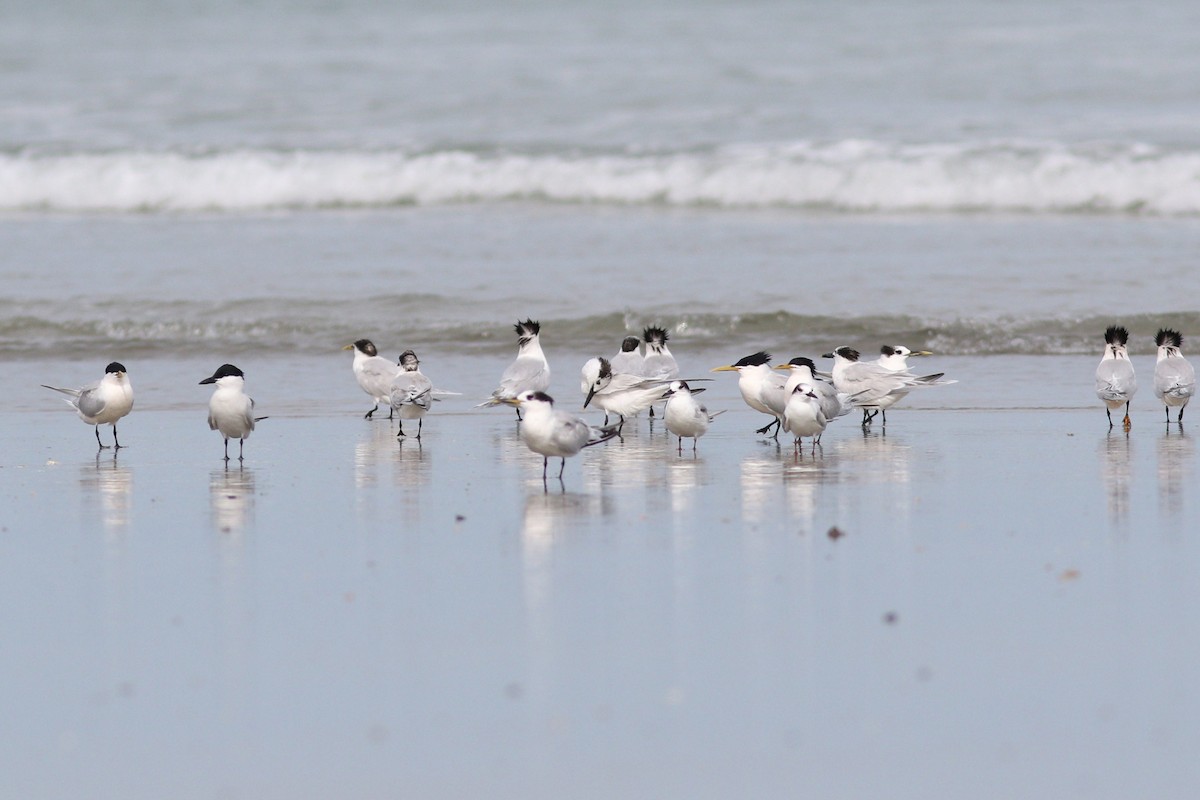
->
[4,352,1198,798]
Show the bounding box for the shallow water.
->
[3,353,1199,798]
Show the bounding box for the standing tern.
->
[200,364,266,461]
[783,383,828,453]
[868,345,950,424]
[711,351,787,437]
[610,335,646,377]
[663,380,723,453]
[642,326,679,419]
[775,356,852,424]
[1095,326,1136,429]
[344,339,400,420]
[580,356,673,430]
[42,361,134,449]
[479,319,550,420]
[501,391,619,480]
[822,346,951,427]
[390,349,433,439]
[1153,328,1195,423]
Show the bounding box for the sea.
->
[4,0,1200,367]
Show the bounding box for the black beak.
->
[199,376,217,385]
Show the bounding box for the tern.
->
[479,319,550,420]
[344,339,400,420]
[1095,326,1136,429]
[711,351,786,436]
[42,361,134,449]
[1153,328,1195,423]
[581,356,673,430]
[390,350,433,438]
[501,391,619,480]
[823,346,951,427]
[663,380,722,453]
[783,383,828,453]
[867,344,950,424]
[610,335,645,377]
[775,356,852,425]
[642,326,679,419]
[200,364,266,461]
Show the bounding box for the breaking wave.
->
[5,140,1200,214]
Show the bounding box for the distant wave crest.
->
[4,140,1200,214]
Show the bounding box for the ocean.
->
[5,2,1200,798]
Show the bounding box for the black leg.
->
[113,425,122,449]
[1179,405,1186,423]
[1106,408,1113,428]
[397,420,405,438]
[1166,406,1170,423]
[95,426,109,450]
[516,408,523,422]
[541,457,548,479]
[238,438,244,462]
[881,409,888,426]
[388,406,394,420]
[677,436,683,454]
[558,458,566,479]
[364,403,377,420]
[223,437,230,461]
[416,419,423,439]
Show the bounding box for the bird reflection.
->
[521,491,616,611]
[80,453,133,534]
[1099,431,1134,523]
[354,423,402,488]
[210,465,256,534]
[1157,426,1193,518]
[666,456,704,515]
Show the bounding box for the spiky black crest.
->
[836,346,861,361]
[398,350,419,369]
[597,357,613,379]
[620,336,641,352]
[1104,326,1129,346]
[211,364,244,379]
[733,351,772,368]
[527,391,554,404]
[514,319,541,337]
[354,339,377,357]
[787,356,816,371]
[1156,328,1183,348]
[643,326,669,345]
[105,362,127,374]
[880,345,898,356]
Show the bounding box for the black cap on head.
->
[354,339,377,356]
[515,319,541,337]
[880,345,897,356]
[104,362,127,374]
[833,346,860,361]
[787,356,816,371]
[398,349,420,369]
[527,391,553,404]
[200,363,244,384]
[733,351,772,368]
[621,336,641,353]
[597,357,613,379]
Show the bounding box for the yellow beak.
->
[710,365,739,372]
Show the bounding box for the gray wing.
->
[391,372,433,410]
[497,356,549,397]
[643,355,679,380]
[1156,357,1196,398]
[551,412,592,454]
[75,384,108,418]
[760,372,789,415]
[359,357,400,394]
[1096,360,1136,401]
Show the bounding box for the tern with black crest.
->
[1095,326,1136,429]
[1153,328,1195,423]
[711,351,786,436]
[580,356,673,429]
[823,346,952,427]
[479,319,550,420]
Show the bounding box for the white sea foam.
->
[5,141,1200,214]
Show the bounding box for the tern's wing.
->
[1096,360,1136,400]
[1156,357,1197,397]
[74,385,109,419]
[497,356,548,397]
[359,357,400,393]
[392,373,434,410]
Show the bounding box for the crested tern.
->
[1154,328,1196,423]
[1095,326,1136,429]
[479,319,550,420]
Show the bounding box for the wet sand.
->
[3,353,1198,799]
